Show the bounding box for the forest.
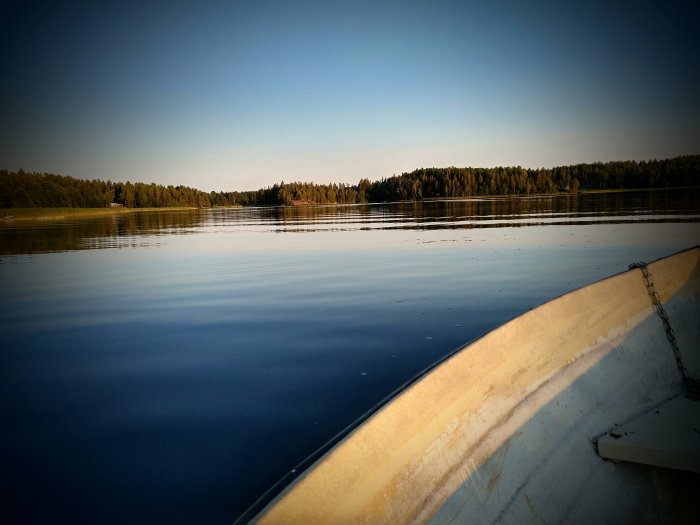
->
[1,155,698,209]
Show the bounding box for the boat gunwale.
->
[233,244,700,524]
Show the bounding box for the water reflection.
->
[1,188,699,524]
[0,209,204,255]
[245,190,700,231]
[2,190,698,256]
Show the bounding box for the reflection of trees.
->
[0,210,204,255]
[1,190,697,255]
[259,204,374,224]
[259,190,700,232]
[416,191,698,221]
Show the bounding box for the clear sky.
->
[1,0,698,192]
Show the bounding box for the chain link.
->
[628,262,699,398]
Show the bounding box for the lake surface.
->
[1,190,699,523]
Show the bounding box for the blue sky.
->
[1,0,698,192]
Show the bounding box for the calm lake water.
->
[1,190,699,523]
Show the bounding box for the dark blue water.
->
[1,191,699,523]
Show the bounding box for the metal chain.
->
[628,262,692,390]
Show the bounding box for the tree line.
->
[2,155,698,209]
[0,171,210,208]
[364,155,700,202]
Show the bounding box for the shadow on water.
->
[0,209,205,255]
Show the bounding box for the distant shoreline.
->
[3,187,696,220]
[3,155,698,209]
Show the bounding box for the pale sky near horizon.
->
[1,0,698,192]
